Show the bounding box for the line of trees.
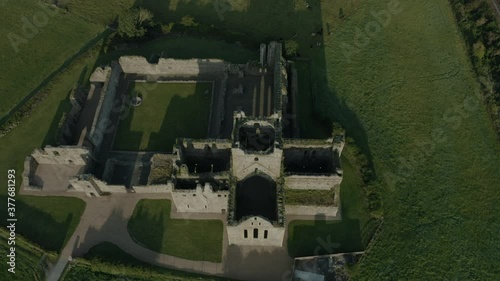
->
[449,0,500,135]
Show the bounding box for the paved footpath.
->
[20,190,297,281]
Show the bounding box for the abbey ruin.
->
[23,42,345,247]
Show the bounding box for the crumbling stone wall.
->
[227,216,285,246]
[148,154,173,185]
[119,56,228,77]
[284,205,340,218]
[171,182,228,213]
[284,175,342,190]
[231,148,283,181]
[89,62,122,152]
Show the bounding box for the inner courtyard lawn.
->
[113,82,213,151]
[127,199,223,262]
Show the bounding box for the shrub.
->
[180,15,197,27]
[117,7,155,39]
[284,40,299,57]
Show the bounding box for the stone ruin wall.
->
[22,156,39,189]
[227,216,285,247]
[171,182,229,213]
[57,87,86,145]
[284,205,340,218]
[231,148,283,181]
[70,175,173,197]
[119,56,228,78]
[89,62,122,152]
[289,63,300,138]
[284,174,342,191]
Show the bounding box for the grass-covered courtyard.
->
[128,199,224,262]
[114,82,213,151]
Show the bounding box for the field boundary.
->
[356,217,384,266]
[0,28,112,136]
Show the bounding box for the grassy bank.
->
[0,1,102,119]
[61,242,230,281]
[0,228,57,281]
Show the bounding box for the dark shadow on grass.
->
[41,89,74,147]
[287,218,363,258]
[148,83,213,151]
[0,195,81,252]
[127,202,166,253]
[41,30,114,148]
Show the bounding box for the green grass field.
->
[319,1,500,279]
[114,82,213,151]
[128,199,223,262]
[0,228,57,281]
[1,0,499,279]
[0,1,102,119]
[0,196,87,252]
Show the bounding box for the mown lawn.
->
[114,82,213,151]
[128,199,224,262]
[0,1,102,118]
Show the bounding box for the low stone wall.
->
[69,177,101,197]
[93,178,127,194]
[133,184,173,193]
[22,156,38,189]
[283,139,334,148]
[119,56,228,77]
[89,62,122,152]
[284,174,342,190]
[285,205,340,219]
[171,183,228,213]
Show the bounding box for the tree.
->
[180,15,197,27]
[284,40,299,57]
[117,7,154,38]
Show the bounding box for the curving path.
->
[20,190,296,281]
